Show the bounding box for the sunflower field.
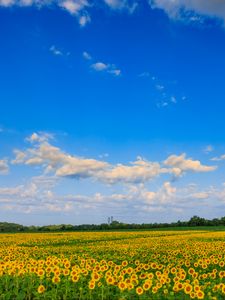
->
[0,230,225,299]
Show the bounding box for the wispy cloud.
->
[98,153,109,159]
[49,45,70,57]
[154,78,187,108]
[49,45,63,56]
[139,72,187,108]
[211,154,225,162]
[83,51,121,76]
[104,0,138,14]
[83,51,92,60]
[0,159,9,175]
[138,72,151,78]
[91,62,121,76]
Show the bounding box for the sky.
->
[0,0,225,225]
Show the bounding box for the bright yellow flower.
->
[37,285,45,294]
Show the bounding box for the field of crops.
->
[0,230,225,299]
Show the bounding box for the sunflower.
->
[136,286,143,295]
[63,269,70,276]
[52,276,60,284]
[221,285,225,294]
[196,290,205,299]
[184,284,193,294]
[118,281,127,291]
[89,280,95,289]
[71,275,79,282]
[143,280,152,291]
[37,284,45,294]
[122,261,128,267]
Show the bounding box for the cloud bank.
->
[0,132,222,223]
[12,133,216,184]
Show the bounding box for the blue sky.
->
[0,0,225,225]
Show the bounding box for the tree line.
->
[0,215,225,232]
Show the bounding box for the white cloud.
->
[1,167,224,220]
[0,174,74,214]
[49,46,71,56]
[12,134,219,188]
[14,137,161,184]
[91,61,121,76]
[13,139,164,183]
[0,176,70,213]
[79,14,91,26]
[99,152,109,159]
[0,0,15,7]
[99,158,167,184]
[191,192,209,199]
[104,0,124,9]
[147,75,186,108]
[12,150,27,164]
[155,181,176,204]
[84,52,121,76]
[26,132,54,143]
[0,175,133,214]
[164,153,217,176]
[60,0,89,15]
[13,137,109,179]
[3,132,225,221]
[156,84,165,91]
[0,178,170,215]
[1,0,225,30]
[19,0,34,6]
[104,0,138,13]
[0,185,23,196]
[138,72,151,78]
[49,45,63,56]
[108,69,121,76]
[57,0,91,26]
[83,51,92,60]
[211,154,225,161]
[150,0,225,24]
[138,181,176,205]
[0,159,9,175]
[91,62,108,71]
[55,156,108,178]
[170,96,177,103]
[0,0,91,27]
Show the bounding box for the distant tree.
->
[188,216,206,226]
